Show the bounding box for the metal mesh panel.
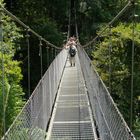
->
[2,49,67,140]
[77,45,136,140]
[50,122,95,140]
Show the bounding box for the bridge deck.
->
[46,57,97,140]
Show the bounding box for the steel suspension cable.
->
[0,6,61,50]
[83,0,135,48]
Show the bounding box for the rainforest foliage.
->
[0,0,140,138]
[93,24,140,137]
[0,0,24,137]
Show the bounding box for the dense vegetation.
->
[0,0,139,138]
[93,24,140,137]
[0,1,24,137]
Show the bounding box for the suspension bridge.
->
[0,0,138,139]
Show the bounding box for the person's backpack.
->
[69,45,76,57]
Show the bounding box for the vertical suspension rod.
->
[109,26,112,93]
[25,29,31,97]
[67,3,71,41]
[46,44,49,68]
[130,0,136,130]
[74,0,79,41]
[0,7,6,138]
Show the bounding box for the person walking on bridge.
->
[66,37,77,66]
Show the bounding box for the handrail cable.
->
[83,0,135,48]
[0,6,61,50]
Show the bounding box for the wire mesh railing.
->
[77,45,136,140]
[2,49,67,140]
